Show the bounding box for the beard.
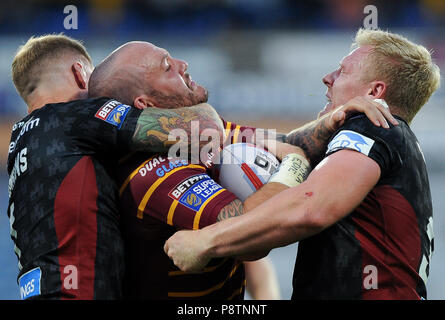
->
[150,87,209,109]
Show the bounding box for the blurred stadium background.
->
[0,0,444,300]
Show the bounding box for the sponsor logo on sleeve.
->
[326,130,375,156]
[169,174,223,211]
[19,267,41,300]
[95,100,131,129]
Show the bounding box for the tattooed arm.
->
[217,199,244,221]
[216,194,274,261]
[130,103,224,156]
[261,97,398,166]
[282,112,334,167]
[255,113,332,167]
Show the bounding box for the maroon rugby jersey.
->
[118,120,256,299]
[222,120,256,146]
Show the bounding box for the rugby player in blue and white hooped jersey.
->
[165,28,441,300]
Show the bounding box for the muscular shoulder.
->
[326,114,408,176]
[340,114,405,140]
[328,114,407,153]
[50,96,110,109]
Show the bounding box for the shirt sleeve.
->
[66,98,142,156]
[325,114,402,176]
[119,154,238,230]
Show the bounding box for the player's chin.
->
[318,103,332,118]
[192,85,209,104]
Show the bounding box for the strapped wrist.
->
[268,153,311,188]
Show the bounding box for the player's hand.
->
[328,96,399,131]
[256,139,307,161]
[164,229,211,273]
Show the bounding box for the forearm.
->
[252,116,332,166]
[234,182,289,261]
[284,113,333,166]
[232,152,309,259]
[202,186,320,259]
[215,194,272,261]
[282,98,399,165]
[164,150,381,273]
[252,97,399,166]
[130,103,224,156]
[243,182,288,213]
[203,150,380,259]
[217,199,244,221]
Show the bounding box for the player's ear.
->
[71,61,89,90]
[367,81,386,99]
[133,95,156,110]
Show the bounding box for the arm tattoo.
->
[273,132,287,143]
[257,129,287,143]
[217,199,244,221]
[130,104,224,155]
[285,114,334,166]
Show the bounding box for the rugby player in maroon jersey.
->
[165,28,440,300]
[89,41,396,299]
[9,34,395,299]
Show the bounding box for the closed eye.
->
[163,55,171,72]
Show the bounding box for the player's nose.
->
[322,71,335,88]
[176,58,188,75]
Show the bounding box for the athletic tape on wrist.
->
[268,153,311,188]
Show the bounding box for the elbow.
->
[286,203,329,240]
[303,206,327,235]
[305,211,328,235]
[196,103,225,150]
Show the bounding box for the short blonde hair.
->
[12,34,92,101]
[353,28,441,122]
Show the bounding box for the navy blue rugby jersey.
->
[7,97,142,299]
[292,114,433,300]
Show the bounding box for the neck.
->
[388,105,410,124]
[27,89,87,113]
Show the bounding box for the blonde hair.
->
[12,33,92,102]
[353,28,441,122]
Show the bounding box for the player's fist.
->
[164,229,210,273]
